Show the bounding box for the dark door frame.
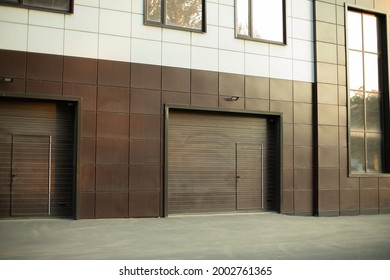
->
[0,93,81,219]
[164,105,283,217]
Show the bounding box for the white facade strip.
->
[0,0,315,82]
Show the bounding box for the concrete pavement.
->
[0,212,389,260]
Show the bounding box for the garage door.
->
[0,98,75,218]
[167,109,280,215]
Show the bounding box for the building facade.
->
[0,0,389,219]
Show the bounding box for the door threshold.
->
[168,210,277,218]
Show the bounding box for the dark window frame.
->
[144,0,206,33]
[235,0,287,45]
[346,5,390,176]
[0,0,73,14]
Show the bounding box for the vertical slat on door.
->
[11,135,50,216]
[0,134,12,217]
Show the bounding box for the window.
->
[0,0,73,13]
[145,0,205,32]
[235,0,286,44]
[347,8,389,174]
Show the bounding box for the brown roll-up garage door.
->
[0,98,75,218]
[167,109,280,215]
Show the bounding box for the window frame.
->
[346,5,390,176]
[144,0,206,33]
[0,0,73,14]
[234,0,287,45]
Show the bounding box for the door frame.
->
[0,93,81,219]
[235,142,264,211]
[164,105,283,217]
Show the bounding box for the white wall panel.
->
[192,25,218,48]
[219,27,244,52]
[65,5,99,33]
[74,0,99,7]
[219,50,244,74]
[245,53,269,77]
[29,10,65,28]
[28,26,64,55]
[0,22,27,51]
[219,0,234,6]
[270,38,293,59]
[270,57,293,80]
[293,39,314,62]
[245,40,269,56]
[293,60,314,82]
[132,14,162,41]
[99,34,131,62]
[219,4,234,28]
[292,18,313,41]
[131,38,162,65]
[0,6,28,24]
[191,46,218,71]
[100,0,132,12]
[132,0,143,14]
[207,2,219,26]
[99,9,131,37]
[162,42,191,68]
[163,29,191,45]
[292,0,313,20]
[64,30,98,58]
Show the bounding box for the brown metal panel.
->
[168,110,278,215]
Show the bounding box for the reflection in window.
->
[350,133,365,172]
[145,0,204,32]
[235,0,286,44]
[0,0,72,12]
[347,10,384,173]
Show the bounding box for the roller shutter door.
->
[167,110,279,215]
[0,98,75,218]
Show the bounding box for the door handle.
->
[236,175,241,179]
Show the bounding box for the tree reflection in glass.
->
[146,0,203,30]
[236,0,249,36]
[166,0,203,30]
[146,0,162,23]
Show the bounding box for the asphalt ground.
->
[0,212,389,260]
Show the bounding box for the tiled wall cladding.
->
[0,0,314,82]
[0,49,314,218]
[313,0,390,216]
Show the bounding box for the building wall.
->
[1,0,390,218]
[314,0,390,216]
[0,50,314,218]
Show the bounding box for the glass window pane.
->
[166,0,203,30]
[366,93,382,131]
[348,11,363,50]
[366,133,383,172]
[350,132,365,172]
[348,50,364,90]
[350,91,365,130]
[363,14,378,53]
[23,0,70,11]
[146,0,162,23]
[252,0,284,43]
[236,0,249,36]
[364,53,379,92]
